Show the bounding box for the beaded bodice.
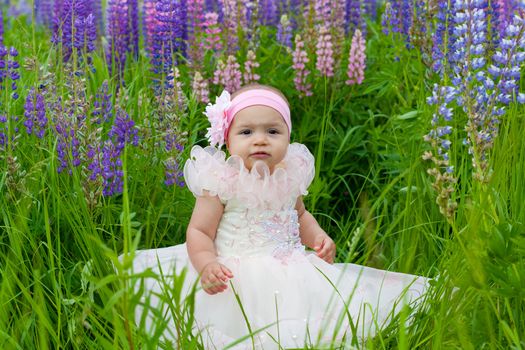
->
[215,198,305,260]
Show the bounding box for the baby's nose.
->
[253,131,268,144]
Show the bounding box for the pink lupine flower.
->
[203,12,222,52]
[346,29,366,85]
[187,0,205,68]
[314,0,331,25]
[213,59,226,86]
[292,34,313,98]
[220,0,247,54]
[165,67,187,111]
[243,50,260,84]
[192,71,210,104]
[188,0,205,30]
[223,55,242,92]
[331,0,346,62]
[315,25,334,77]
[143,0,158,56]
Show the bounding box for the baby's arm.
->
[295,196,336,264]
[186,191,233,294]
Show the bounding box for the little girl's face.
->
[227,105,289,173]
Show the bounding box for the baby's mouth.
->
[250,152,270,159]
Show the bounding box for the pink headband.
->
[204,89,291,148]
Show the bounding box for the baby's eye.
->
[268,128,279,134]
[240,129,251,135]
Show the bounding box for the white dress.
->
[127,143,429,349]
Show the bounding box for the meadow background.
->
[1,0,524,348]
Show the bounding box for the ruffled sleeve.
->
[183,145,230,199]
[284,143,315,196]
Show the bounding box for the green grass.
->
[1,9,524,350]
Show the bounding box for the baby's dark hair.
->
[231,83,290,106]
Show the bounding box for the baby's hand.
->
[314,234,336,264]
[200,262,234,295]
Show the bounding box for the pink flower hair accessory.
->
[204,90,232,148]
[204,89,292,149]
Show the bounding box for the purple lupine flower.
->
[52,99,82,173]
[7,1,32,18]
[363,0,378,21]
[52,0,64,44]
[0,8,3,46]
[106,0,140,75]
[400,0,413,41]
[346,0,363,34]
[259,0,278,26]
[381,2,395,35]
[97,108,138,196]
[0,45,21,152]
[23,88,47,138]
[150,0,188,75]
[164,157,185,187]
[108,108,139,151]
[100,140,123,196]
[106,0,128,74]
[381,0,412,43]
[0,114,7,150]
[0,46,20,100]
[74,13,97,53]
[90,0,104,34]
[292,34,313,98]
[35,0,54,27]
[277,14,293,50]
[163,131,185,187]
[57,0,94,60]
[129,0,139,58]
[93,81,113,124]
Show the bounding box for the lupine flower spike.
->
[315,25,334,77]
[346,29,366,85]
[243,50,260,84]
[292,34,313,98]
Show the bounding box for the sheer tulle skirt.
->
[127,244,428,349]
